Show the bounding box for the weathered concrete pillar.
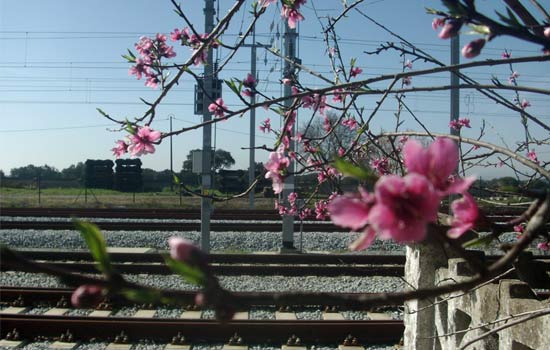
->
[403,227,450,350]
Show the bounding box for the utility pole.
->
[242,26,270,209]
[449,36,460,213]
[450,36,460,137]
[201,0,215,252]
[169,114,174,192]
[281,22,298,251]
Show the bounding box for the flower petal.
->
[329,196,371,231]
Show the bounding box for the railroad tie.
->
[321,311,345,320]
[232,311,249,320]
[275,311,297,320]
[338,334,364,350]
[179,310,202,319]
[0,339,24,349]
[133,309,156,318]
[0,307,27,315]
[367,312,393,320]
[106,344,132,350]
[43,308,69,316]
[88,309,112,317]
[0,329,23,349]
[49,341,78,350]
[165,345,191,350]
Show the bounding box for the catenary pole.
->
[281,22,297,251]
[249,25,257,209]
[201,0,215,253]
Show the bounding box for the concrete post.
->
[200,0,215,253]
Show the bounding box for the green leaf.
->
[173,174,181,185]
[463,234,495,248]
[122,288,161,304]
[125,120,136,135]
[73,220,112,275]
[225,79,240,96]
[468,24,491,35]
[334,158,378,183]
[163,255,206,286]
[122,49,137,63]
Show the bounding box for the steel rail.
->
[1,260,405,277]
[9,249,548,265]
[0,286,402,307]
[1,207,527,221]
[0,220,347,232]
[0,314,404,344]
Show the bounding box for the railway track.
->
[2,249,405,277]
[1,206,528,222]
[0,220,347,232]
[3,249,546,278]
[0,286,404,347]
[0,314,404,345]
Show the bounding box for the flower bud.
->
[168,236,208,269]
[461,39,485,58]
[194,292,205,306]
[544,27,550,38]
[438,20,463,39]
[71,284,104,308]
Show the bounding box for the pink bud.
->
[544,27,550,38]
[195,292,205,306]
[462,39,485,59]
[168,236,201,263]
[438,20,462,39]
[71,285,104,308]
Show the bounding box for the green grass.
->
[0,186,276,209]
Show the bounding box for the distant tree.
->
[61,162,84,180]
[0,169,4,178]
[10,164,62,180]
[299,110,356,159]
[182,149,235,172]
[213,149,235,171]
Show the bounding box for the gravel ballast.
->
[0,228,405,253]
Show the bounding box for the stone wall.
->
[404,245,550,350]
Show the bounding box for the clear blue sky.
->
[0,0,548,178]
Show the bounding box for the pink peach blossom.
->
[328,189,374,231]
[264,146,290,194]
[370,174,441,242]
[350,67,363,78]
[112,140,128,158]
[128,126,161,157]
[447,193,478,238]
[403,137,474,195]
[527,150,539,164]
[208,98,228,119]
[282,7,304,29]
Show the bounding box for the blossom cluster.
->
[449,118,471,130]
[170,27,219,66]
[111,126,161,158]
[129,34,177,88]
[329,137,478,250]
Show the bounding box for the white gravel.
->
[0,228,405,253]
